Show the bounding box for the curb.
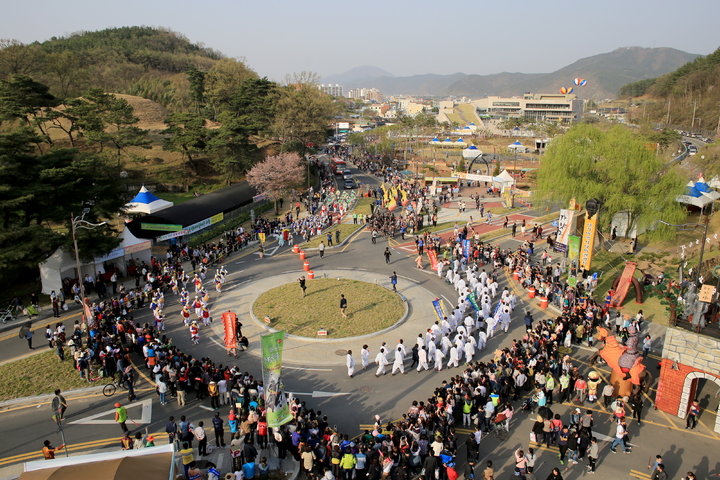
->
[0,384,106,410]
[247,273,411,343]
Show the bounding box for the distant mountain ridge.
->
[321,65,394,86]
[328,47,700,98]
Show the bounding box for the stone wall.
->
[656,327,720,432]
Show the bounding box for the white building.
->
[472,93,582,123]
[318,84,343,96]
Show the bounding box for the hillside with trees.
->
[0,28,340,288]
[0,27,228,111]
[619,46,720,134]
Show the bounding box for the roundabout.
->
[210,269,437,364]
[252,278,405,338]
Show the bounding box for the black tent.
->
[127,181,258,239]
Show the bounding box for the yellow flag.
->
[258,232,266,244]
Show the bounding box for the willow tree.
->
[536,123,686,239]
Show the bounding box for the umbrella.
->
[19,321,32,339]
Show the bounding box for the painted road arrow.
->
[68,399,153,425]
[289,391,351,398]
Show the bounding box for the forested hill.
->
[619,46,720,132]
[0,27,239,111]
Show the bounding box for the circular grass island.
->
[253,278,405,338]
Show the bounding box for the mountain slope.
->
[335,47,700,98]
[321,65,394,85]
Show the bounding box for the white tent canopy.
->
[39,227,152,294]
[124,185,173,215]
[39,248,85,295]
[676,178,719,208]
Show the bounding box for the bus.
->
[331,158,347,174]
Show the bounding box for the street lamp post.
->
[71,209,107,324]
[660,218,710,285]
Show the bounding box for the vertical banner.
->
[567,235,581,263]
[556,209,574,247]
[261,331,292,428]
[83,300,96,328]
[462,239,471,259]
[427,250,439,271]
[221,311,237,349]
[258,232,266,245]
[401,189,409,206]
[431,298,446,323]
[579,212,598,271]
[467,291,480,312]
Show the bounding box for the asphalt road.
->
[1,161,720,479]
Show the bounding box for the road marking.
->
[199,405,215,411]
[210,337,226,350]
[442,295,453,307]
[284,366,333,372]
[594,431,635,447]
[631,470,651,479]
[397,275,419,284]
[289,391,351,398]
[235,261,246,264]
[69,398,152,425]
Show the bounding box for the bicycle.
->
[103,376,133,397]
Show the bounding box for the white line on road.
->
[284,366,333,372]
[235,261,245,264]
[442,295,453,306]
[397,275,419,284]
[199,405,215,411]
[337,267,367,271]
[282,270,304,274]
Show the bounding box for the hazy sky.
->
[2,0,718,82]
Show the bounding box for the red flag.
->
[428,250,439,270]
[222,311,237,348]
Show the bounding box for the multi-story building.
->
[348,88,383,102]
[472,93,582,123]
[318,84,343,97]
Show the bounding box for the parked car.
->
[344,179,355,189]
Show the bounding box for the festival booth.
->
[508,140,528,153]
[676,178,720,212]
[20,444,175,480]
[451,169,516,194]
[124,185,173,215]
[39,227,152,294]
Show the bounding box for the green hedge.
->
[189,202,273,247]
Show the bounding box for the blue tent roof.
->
[443,137,452,142]
[684,185,702,197]
[467,145,479,150]
[129,185,162,204]
[455,138,465,143]
[696,179,711,193]
[512,140,523,145]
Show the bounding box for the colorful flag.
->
[462,239,471,259]
[431,298,446,323]
[258,232,266,244]
[261,331,293,428]
[427,250,439,271]
[467,292,480,312]
[401,189,409,206]
[221,310,237,349]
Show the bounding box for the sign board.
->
[210,212,224,224]
[156,229,189,241]
[124,241,151,255]
[567,276,578,287]
[186,218,212,235]
[94,247,125,263]
[699,284,716,303]
[579,212,599,271]
[253,193,267,203]
[337,122,350,129]
[141,223,182,232]
[567,235,580,262]
[556,209,574,247]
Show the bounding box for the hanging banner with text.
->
[261,331,292,428]
[556,209,574,247]
[567,235,580,263]
[579,212,599,271]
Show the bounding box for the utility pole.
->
[691,100,697,129]
[666,98,671,125]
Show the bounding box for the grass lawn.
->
[582,250,669,326]
[253,279,404,337]
[0,349,99,401]
[353,197,376,217]
[302,224,363,249]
